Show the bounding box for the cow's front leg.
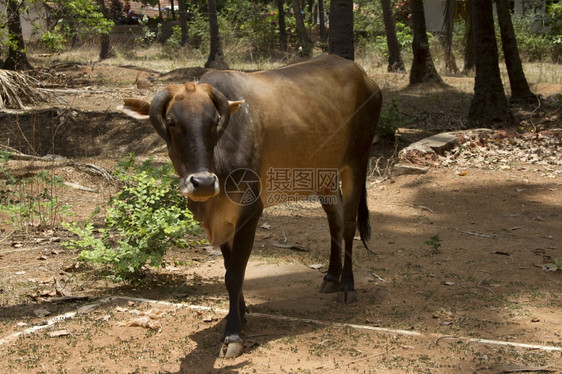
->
[219,243,248,331]
[219,203,263,358]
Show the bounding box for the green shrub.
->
[377,99,406,140]
[41,30,66,53]
[0,151,72,232]
[509,15,549,61]
[63,155,204,280]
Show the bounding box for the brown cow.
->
[119,55,382,358]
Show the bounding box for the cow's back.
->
[201,55,382,205]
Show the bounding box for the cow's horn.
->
[149,89,172,142]
[210,88,231,138]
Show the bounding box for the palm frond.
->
[0,69,60,109]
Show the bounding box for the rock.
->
[400,132,459,159]
[392,164,429,176]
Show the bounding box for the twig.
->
[418,205,434,213]
[435,335,458,344]
[477,276,495,295]
[342,348,394,366]
[453,227,496,238]
[271,243,308,252]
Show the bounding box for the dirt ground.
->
[0,62,561,374]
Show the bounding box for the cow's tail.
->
[357,183,374,254]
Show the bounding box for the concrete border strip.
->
[0,296,560,353]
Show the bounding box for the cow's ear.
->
[229,100,244,115]
[118,98,150,120]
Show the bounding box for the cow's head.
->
[119,82,243,201]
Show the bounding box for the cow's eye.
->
[166,117,175,127]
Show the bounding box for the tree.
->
[205,0,229,69]
[462,0,475,73]
[442,0,459,74]
[469,0,513,125]
[329,0,354,60]
[409,0,442,85]
[41,0,113,52]
[177,0,189,46]
[2,0,32,70]
[495,0,535,102]
[318,0,326,45]
[277,0,288,51]
[97,0,114,60]
[292,0,312,56]
[380,0,405,72]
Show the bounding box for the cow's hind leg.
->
[338,171,369,304]
[319,190,343,293]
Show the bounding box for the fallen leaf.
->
[308,264,323,270]
[55,279,72,297]
[48,330,71,338]
[444,281,455,286]
[34,308,51,317]
[458,171,467,176]
[39,289,57,297]
[77,304,99,314]
[259,223,271,230]
[118,317,162,332]
[94,315,111,322]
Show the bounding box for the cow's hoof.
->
[319,278,339,293]
[219,335,244,358]
[337,289,357,303]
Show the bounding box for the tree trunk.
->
[380,0,405,72]
[292,0,312,56]
[170,0,176,20]
[495,0,535,102]
[318,0,326,44]
[463,0,475,73]
[3,0,32,70]
[409,0,442,85]
[205,0,229,69]
[178,0,189,46]
[329,0,354,61]
[97,0,114,60]
[442,0,459,74]
[469,0,514,126]
[277,0,288,52]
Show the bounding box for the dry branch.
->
[0,144,115,182]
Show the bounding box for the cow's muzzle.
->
[181,171,219,201]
